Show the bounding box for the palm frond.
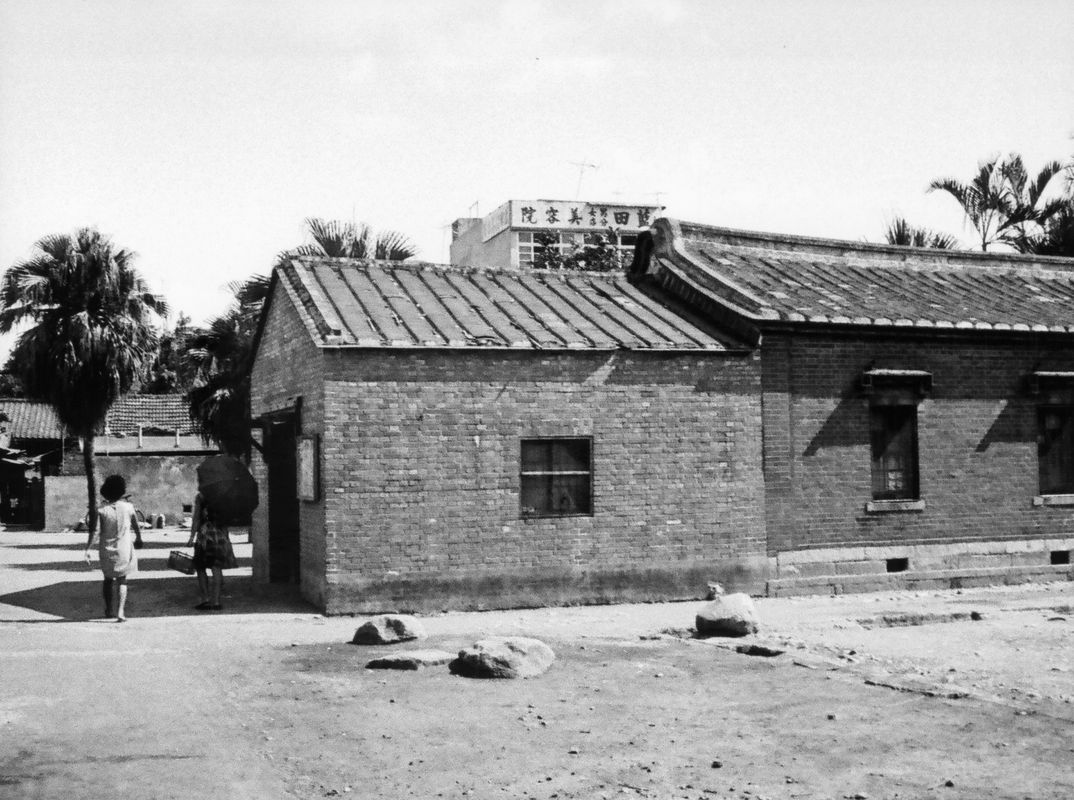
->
[1026,160,1063,207]
[275,244,322,268]
[373,230,418,261]
[304,217,354,258]
[882,216,958,249]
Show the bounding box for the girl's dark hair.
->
[100,475,127,502]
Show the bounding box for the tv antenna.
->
[569,160,598,199]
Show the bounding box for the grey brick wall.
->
[316,348,766,612]
[762,330,1074,554]
[249,280,327,605]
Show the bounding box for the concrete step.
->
[766,563,1074,597]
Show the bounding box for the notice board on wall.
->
[297,435,319,501]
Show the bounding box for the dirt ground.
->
[1,528,1072,800]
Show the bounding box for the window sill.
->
[865,499,925,514]
[1033,494,1074,507]
[521,512,594,521]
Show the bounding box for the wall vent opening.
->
[1050,550,1071,566]
[886,557,909,573]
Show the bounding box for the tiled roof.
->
[0,400,63,439]
[276,257,740,351]
[636,219,1074,334]
[105,395,194,435]
[0,395,195,439]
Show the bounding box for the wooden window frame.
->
[1038,404,1074,496]
[870,403,919,501]
[519,437,593,518]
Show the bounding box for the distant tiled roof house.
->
[0,394,197,441]
[249,257,766,612]
[104,394,197,435]
[630,218,1074,595]
[0,394,209,529]
[0,399,64,441]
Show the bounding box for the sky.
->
[1,0,1072,355]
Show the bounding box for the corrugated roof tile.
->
[662,221,1074,330]
[278,258,737,352]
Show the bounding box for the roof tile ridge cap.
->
[372,259,524,278]
[277,260,341,342]
[659,217,772,315]
[675,220,1074,267]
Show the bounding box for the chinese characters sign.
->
[482,200,660,241]
[514,201,657,231]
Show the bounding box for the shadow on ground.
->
[0,574,313,620]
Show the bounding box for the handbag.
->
[167,550,195,575]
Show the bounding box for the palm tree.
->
[185,275,268,461]
[0,229,166,529]
[277,217,418,265]
[928,154,1065,252]
[1024,198,1074,258]
[187,217,417,458]
[928,156,1009,252]
[883,217,958,249]
[996,155,1066,252]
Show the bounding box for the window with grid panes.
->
[517,232,577,267]
[520,438,592,517]
[1039,406,1074,494]
[870,404,919,500]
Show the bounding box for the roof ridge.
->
[674,219,1074,271]
[288,255,631,282]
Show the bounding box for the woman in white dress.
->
[83,474,142,621]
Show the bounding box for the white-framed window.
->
[517,232,576,267]
[517,231,638,267]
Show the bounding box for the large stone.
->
[449,636,556,679]
[366,649,455,670]
[695,593,759,637]
[351,614,426,645]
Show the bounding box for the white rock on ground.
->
[695,592,760,637]
[351,614,426,645]
[366,649,456,670]
[450,636,556,679]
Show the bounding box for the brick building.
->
[629,218,1074,595]
[249,257,765,613]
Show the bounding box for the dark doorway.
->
[265,415,300,584]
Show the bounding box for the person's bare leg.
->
[210,566,224,608]
[115,577,128,622]
[102,578,115,619]
[195,568,209,605]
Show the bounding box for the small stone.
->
[695,593,760,637]
[711,760,723,769]
[827,713,837,721]
[944,779,955,787]
[450,637,555,679]
[568,747,579,754]
[736,643,785,658]
[366,649,455,670]
[352,614,426,645]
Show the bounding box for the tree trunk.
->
[83,435,97,532]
